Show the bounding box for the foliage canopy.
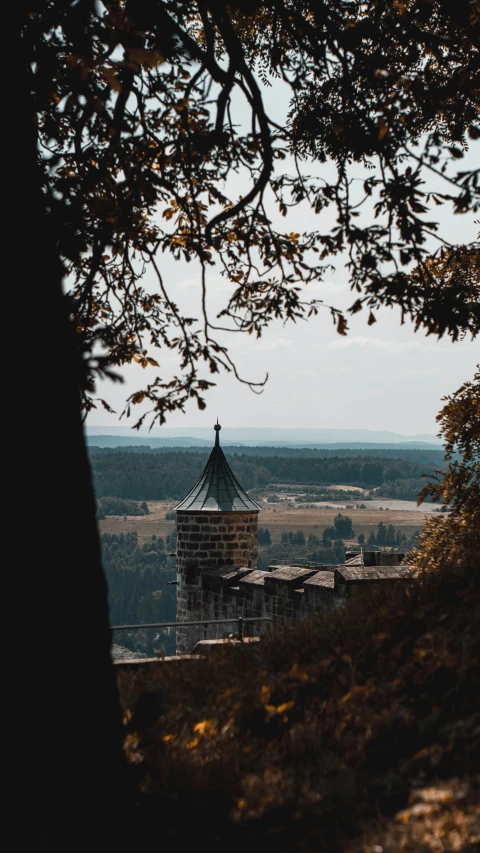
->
[25,0,480,425]
[413,366,480,576]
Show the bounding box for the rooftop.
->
[174,422,261,513]
[336,566,414,584]
[304,572,336,589]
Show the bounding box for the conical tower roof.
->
[174,422,261,512]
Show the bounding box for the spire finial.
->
[214,419,221,445]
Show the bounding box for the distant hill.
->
[86,435,441,451]
[86,435,212,448]
[86,425,440,449]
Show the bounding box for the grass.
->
[99,500,429,545]
[116,571,480,851]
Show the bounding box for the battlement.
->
[178,556,412,653]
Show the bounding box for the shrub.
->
[97,496,150,517]
[258,528,272,546]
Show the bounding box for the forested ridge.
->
[89,444,445,463]
[90,449,441,501]
[104,532,176,656]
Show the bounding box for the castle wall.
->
[176,523,410,654]
[181,560,411,654]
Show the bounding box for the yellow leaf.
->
[378,118,388,140]
[276,701,294,714]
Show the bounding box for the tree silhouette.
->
[17,0,479,835]
[334,513,354,539]
[413,367,480,575]
[25,0,479,426]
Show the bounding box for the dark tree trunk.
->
[14,19,130,842]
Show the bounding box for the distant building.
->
[174,422,260,653]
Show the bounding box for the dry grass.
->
[257,504,429,541]
[99,501,430,544]
[99,500,176,543]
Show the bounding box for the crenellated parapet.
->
[184,559,413,653]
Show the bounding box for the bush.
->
[96,496,150,517]
[333,513,354,539]
[116,572,480,850]
[258,527,272,546]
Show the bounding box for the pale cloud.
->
[327,336,449,353]
[175,275,231,294]
[256,337,293,351]
[303,280,349,297]
[278,368,317,379]
[403,368,438,377]
[175,275,349,301]
[322,365,352,373]
[290,369,317,379]
[227,334,293,355]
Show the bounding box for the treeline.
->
[257,537,346,571]
[90,450,439,500]
[257,522,420,570]
[359,521,420,548]
[89,444,444,465]
[103,532,176,656]
[377,478,432,502]
[96,496,150,519]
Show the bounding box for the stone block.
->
[265,566,318,591]
[193,638,261,656]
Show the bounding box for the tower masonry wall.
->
[176,510,258,574]
[176,510,258,653]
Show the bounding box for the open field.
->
[250,502,431,541]
[99,500,176,544]
[98,499,437,545]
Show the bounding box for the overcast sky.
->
[87,257,478,436]
[86,79,479,438]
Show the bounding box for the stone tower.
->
[174,422,260,653]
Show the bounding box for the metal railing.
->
[110,616,273,642]
[345,545,405,553]
[272,559,328,568]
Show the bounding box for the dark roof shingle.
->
[174,423,260,512]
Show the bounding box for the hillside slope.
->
[116,573,479,851]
